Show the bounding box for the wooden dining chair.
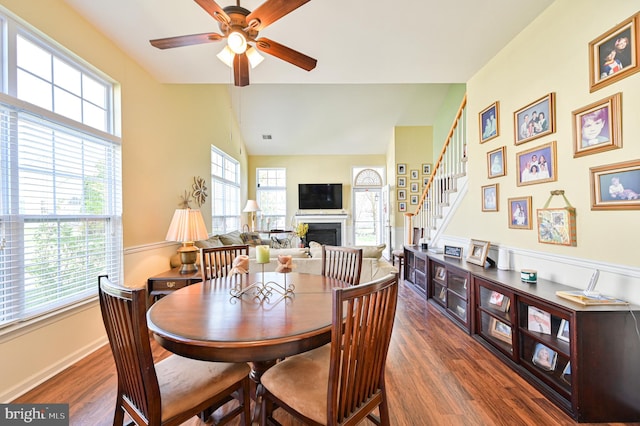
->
[200,245,249,281]
[259,272,399,425]
[98,275,251,426]
[321,245,363,286]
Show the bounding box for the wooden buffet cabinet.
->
[404,245,640,423]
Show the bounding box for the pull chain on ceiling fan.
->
[150,0,317,87]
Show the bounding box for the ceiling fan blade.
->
[150,33,224,49]
[233,53,250,87]
[246,0,311,31]
[255,37,317,71]
[193,0,230,25]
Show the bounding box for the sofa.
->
[174,231,397,284]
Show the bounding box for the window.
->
[256,168,286,230]
[211,146,240,233]
[0,15,121,329]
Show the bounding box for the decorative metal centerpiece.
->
[230,248,295,301]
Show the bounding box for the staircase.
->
[405,95,468,246]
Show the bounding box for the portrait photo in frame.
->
[516,141,557,187]
[514,93,555,145]
[489,318,512,344]
[397,176,407,188]
[487,146,506,178]
[466,239,490,267]
[398,201,407,212]
[590,159,640,210]
[397,189,406,201]
[572,93,622,158]
[410,169,419,180]
[397,163,406,175]
[479,101,499,143]
[508,196,532,230]
[410,182,419,193]
[410,195,419,205]
[589,12,640,92]
[422,163,432,175]
[482,184,498,212]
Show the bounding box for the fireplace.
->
[295,214,348,247]
[306,222,341,246]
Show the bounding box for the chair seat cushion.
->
[391,249,404,257]
[156,355,250,422]
[261,344,331,424]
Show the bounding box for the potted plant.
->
[294,223,309,248]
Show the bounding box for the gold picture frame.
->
[479,101,499,143]
[589,12,640,92]
[487,146,506,178]
[572,93,622,158]
[489,318,512,344]
[466,239,490,267]
[516,141,557,187]
[514,93,555,145]
[508,196,532,230]
[482,184,498,212]
[590,159,640,210]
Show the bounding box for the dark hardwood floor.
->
[13,278,636,425]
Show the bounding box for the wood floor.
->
[13,278,635,426]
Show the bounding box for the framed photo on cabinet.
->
[489,318,512,344]
[466,239,490,267]
[479,101,499,143]
[514,93,555,145]
[573,93,622,157]
[589,12,640,92]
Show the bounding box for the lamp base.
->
[177,242,199,274]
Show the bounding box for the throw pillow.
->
[308,241,322,258]
[352,243,386,259]
[195,235,223,249]
[241,232,265,247]
[219,230,243,245]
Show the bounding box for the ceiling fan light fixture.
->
[246,46,264,68]
[216,45,234,67]
[227,31,247,54]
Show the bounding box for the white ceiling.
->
[63,0,554,155]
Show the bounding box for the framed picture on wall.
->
[479,101,499,143]
[508,196,532,230]
[397,163,407,175]
[398,201,407,212]
[516,141,557,187]
[410,182,419,193]
[482,184,498,212]
[410,169,419,180]
[572,93,622,157]
[514,93,555,145]
[422,163,432,175]
[590,159,640,210]
[410,195,419,205]
[487,146,506,178]
[397,189,406,201]
[589,12,640,92]
[397,176,407,187]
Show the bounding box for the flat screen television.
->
[298,183,343,210]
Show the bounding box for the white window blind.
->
[210,146,240,234]
[0,13,122,328]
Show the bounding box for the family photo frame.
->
[508,196,532,230]
[487,146,506,178]
[590,159,640,210]
[397,189,406,201]
[397,176,406,188]
[572,93,622,158]
[589,12,640,92]
[479,101,499,143]
[514,93,555,145]
[482,184,498,212]
[397,163,406,175]
[489,318,512,344]
[398,201,407,212]
[466,239,490,267]
[422,163,432,175]
[516,141,557,187]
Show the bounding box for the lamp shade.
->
[243,200,261,213]
[165,209,209,243]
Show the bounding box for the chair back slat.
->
[98,275,161,425]
[328,273,399,424]
[200,245,249,281]
[321,245,363,286]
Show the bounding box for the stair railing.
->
[405,94,467,244]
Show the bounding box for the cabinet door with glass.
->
[475,277,515,359]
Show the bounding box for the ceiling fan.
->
[150,0,317,87]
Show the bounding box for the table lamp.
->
[243,200,260,232]
[166,208,209,273]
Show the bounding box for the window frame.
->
[256,168,287,230]
[210,146,240,234]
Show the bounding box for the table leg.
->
[249,360,276,425]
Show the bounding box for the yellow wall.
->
[393,126,433,231]
[443,0,639,301]
[0,0,248,401]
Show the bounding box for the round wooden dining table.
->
[146,271,349,384]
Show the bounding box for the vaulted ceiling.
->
[63,0,554,155]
